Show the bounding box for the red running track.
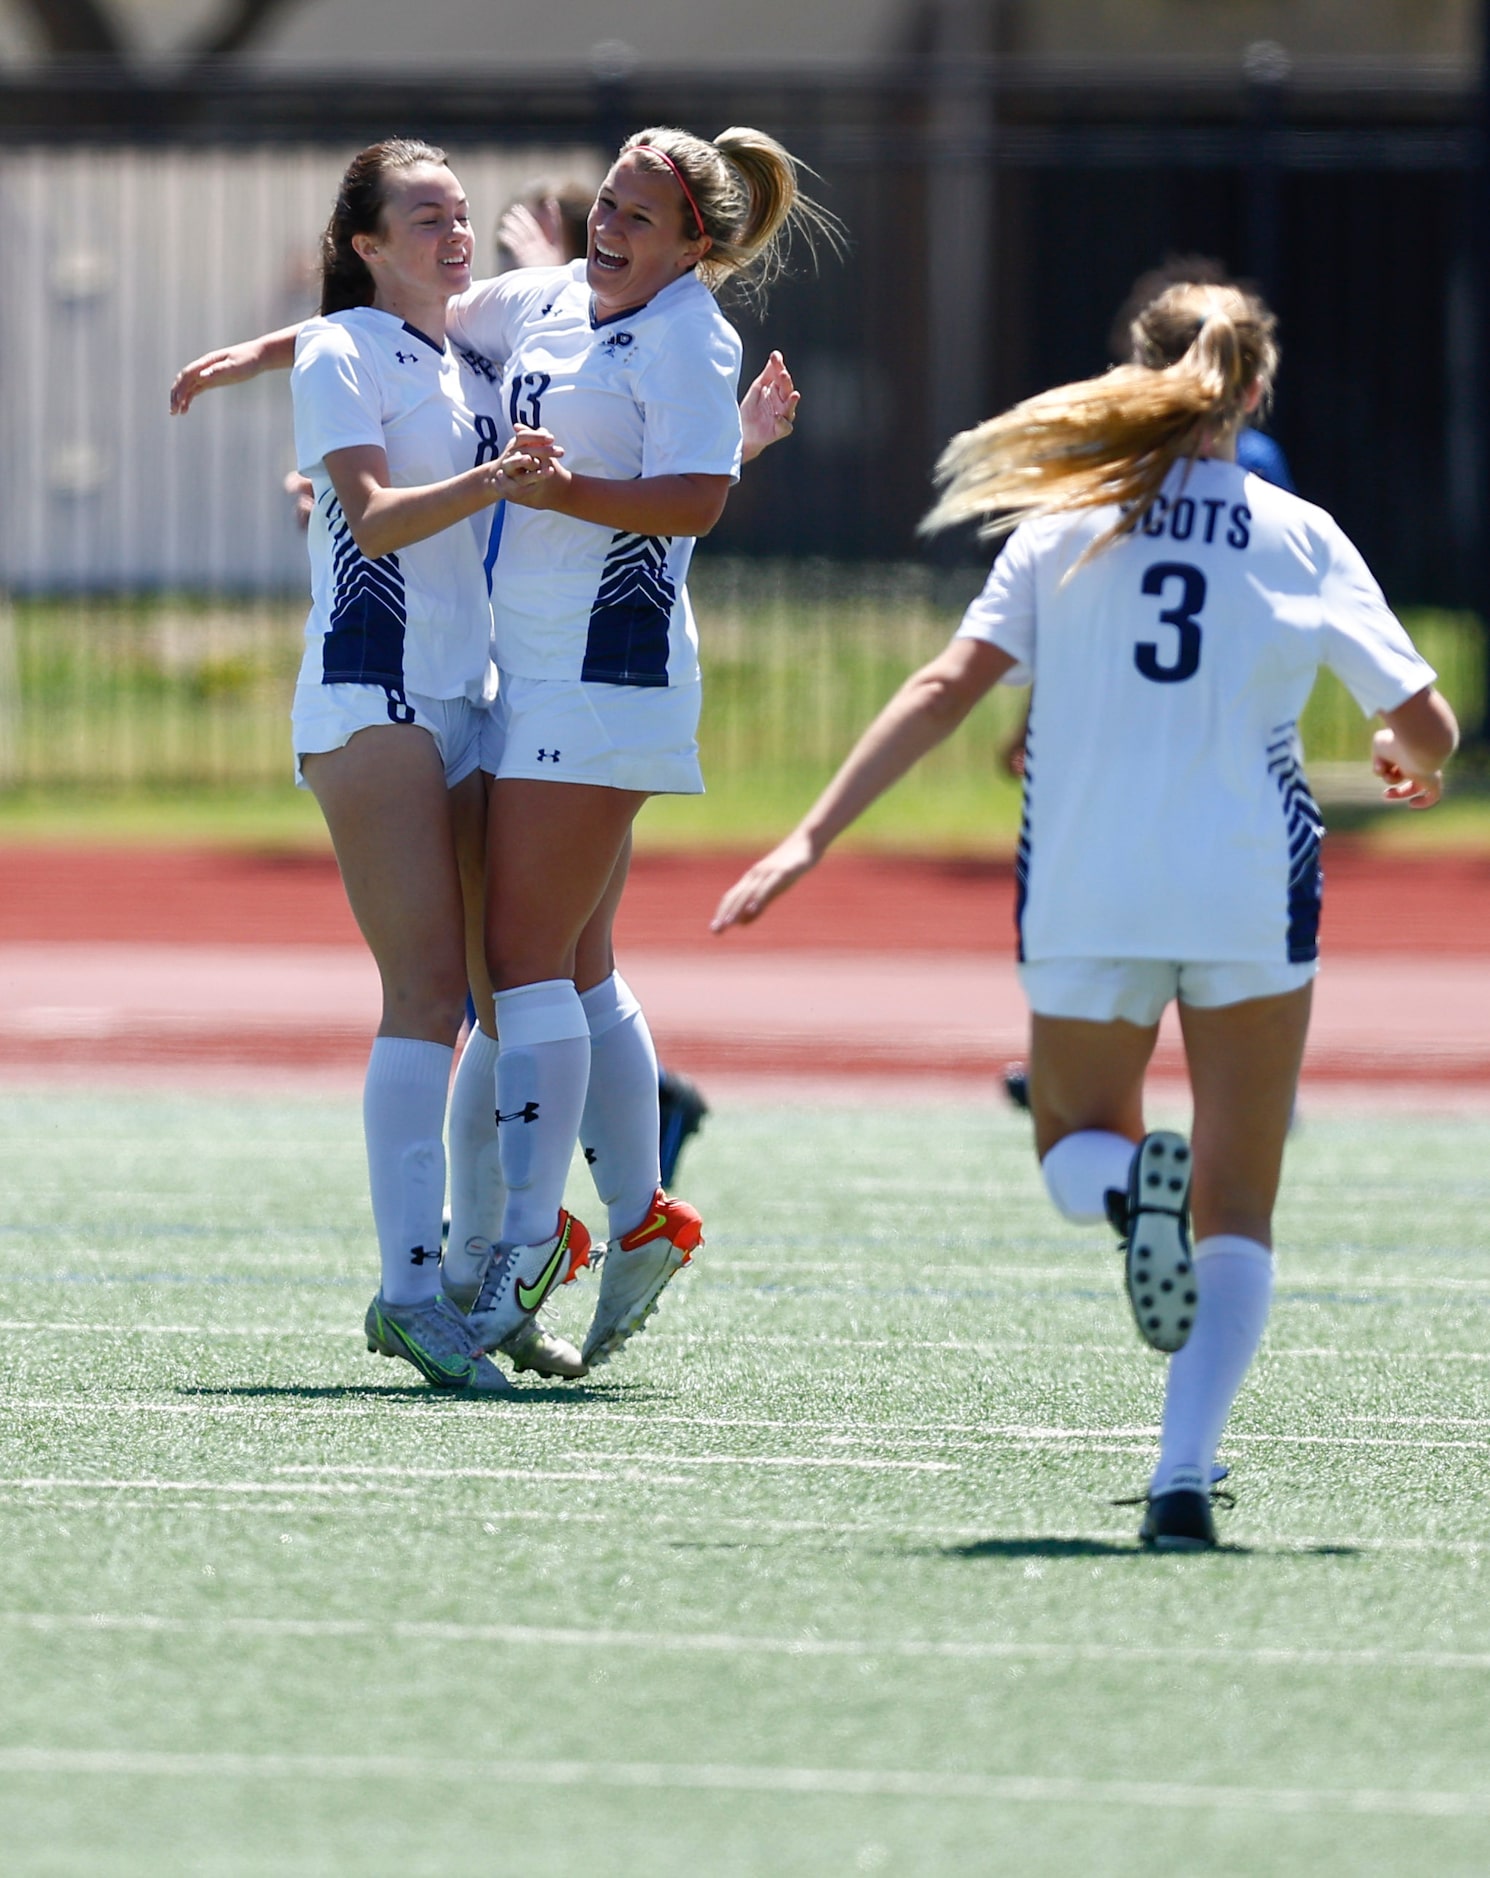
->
[1,842,1487,1097]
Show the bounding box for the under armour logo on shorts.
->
[536,748,561,763]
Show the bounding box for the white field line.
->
[7,1320,1490,1367]
[0,1497,1484,1556]
[3,1401,1489,1456]
[0,1468,652,1494]
[7,1610,1490,1675]
[716,1264,1490,1296]
[0,1747,1484,1818]
[0,1320,325,1338]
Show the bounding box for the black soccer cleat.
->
[658,1067,709,1189]
[1001,1063,1031,1113]
[1117,1131,1196,1354]
[1139,1488,1217,1550]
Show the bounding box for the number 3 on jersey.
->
[1136,561,1205,683]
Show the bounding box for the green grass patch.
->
[1,1088,1488,1873]
[1,575,1486,854]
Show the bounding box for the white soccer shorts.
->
[1019,956,1318,1026]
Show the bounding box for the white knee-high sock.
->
[495,979,590,1248]
[446,1024,503,1257]
[1151,1235,1275,1497]
[579,972,661,1240]
[363,1036,453,1306]
[1041,1130,1135,1224]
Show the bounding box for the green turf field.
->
[1,1088,1488,1875]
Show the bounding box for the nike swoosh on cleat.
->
[386,1325,471,1386]
[515,1234,571,1314]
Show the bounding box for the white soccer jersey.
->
[292,307,503,702]
[955,457,1436,964]
[448,260,744,686]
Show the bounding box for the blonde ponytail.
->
[620,124,844,303]
[922,283,1279,551]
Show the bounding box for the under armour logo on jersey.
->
[407,1245,439,1265]
[540,302,555,316]
[536,748,561,763]
[496,1101,540,1125]
[394,349,419,364]
[458,346,499,383]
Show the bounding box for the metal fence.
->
[1,567,1480,796]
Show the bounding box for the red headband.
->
[639,143,706,240]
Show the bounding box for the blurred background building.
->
[0,1,1485,789]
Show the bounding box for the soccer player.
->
[448,126,840,1371]
[169,135,809,1384]
[712,277,1457,1549]
[268,139,537,1393]
[1001,258,1299,1114]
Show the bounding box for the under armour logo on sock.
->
[496,1101,540,1125]
[408,1246,439,1265]
[536,748,561,763]
[583,1147,596,1165]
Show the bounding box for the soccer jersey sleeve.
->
[291,320,387,474]
[446,266,570,364]
[1318,525,1437,716]
[636,310,744,480]
[954,526,1037,685]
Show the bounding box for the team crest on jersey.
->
[599,331,635,353]
[457,346,500,384]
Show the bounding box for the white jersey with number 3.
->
[955,457,1435,965]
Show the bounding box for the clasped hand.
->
[494,425,567,506]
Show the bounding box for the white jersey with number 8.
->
[955,457,1435,965]
[292,307,502,703]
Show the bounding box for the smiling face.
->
[351,162,473,324]
[586,150,712,319]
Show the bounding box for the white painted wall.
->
[0,143,602,589]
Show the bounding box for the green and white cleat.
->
[581,1189,703,1369]
[467,1210,593,1355]
[497,1315,587,1380]
[364,1292,512,1393]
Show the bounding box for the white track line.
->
[0,1747,1483,1817]
[7,1611,1490,1674]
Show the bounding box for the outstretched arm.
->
[169,324,302,414]
[711,637,1016,931]
[1373,685,1459,808]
